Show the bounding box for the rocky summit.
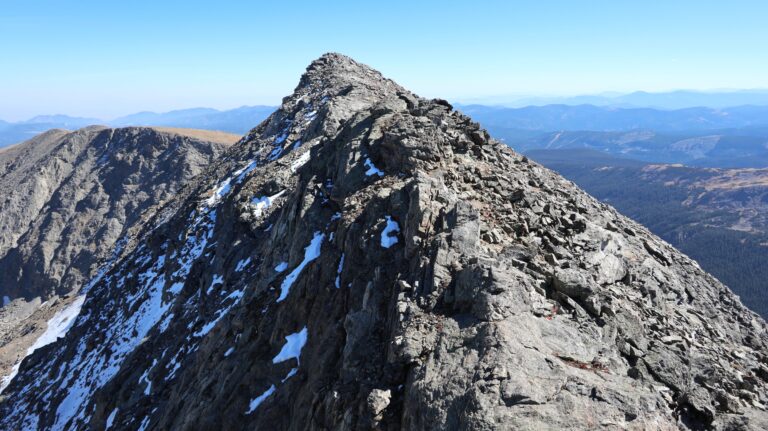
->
[1,54,766,430]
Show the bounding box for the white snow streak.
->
[277,233,324,302]
[205,160,258,207]
[205,178,232,207]
[282,368,298,382]
[105,408,118,429]
[246,385,276,414]
[235,257,251,272]
[30,296,86,353]
[0,295,86,394]
[250,190,285,218]
[335,254,345,289]
[290,151,311,172]
[193,289,244,337]
[206,274,224,295]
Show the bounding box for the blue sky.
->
[1,1,766,120]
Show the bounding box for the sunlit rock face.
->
[1,54,766,430]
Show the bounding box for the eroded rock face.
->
[1,54,766,430]
[0,127,234,395]
[0,127,236,301]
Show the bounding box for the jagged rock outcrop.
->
[0,127,236,393]
[1,54,766,430]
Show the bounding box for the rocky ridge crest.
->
[0,54,766,430]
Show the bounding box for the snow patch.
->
[335,254,345,289]
[250,190,285,218]
[137,416,150,431]
[1,294,87,393]
[205,160,259,207]
[246,385,276,414]
[193,288,244,337]
[205,274,224,295]
[290,151,311,172]
[364,158,384,177]
[139,362,156,396]
[277,233,324,302]
[168,282,184,295]
[267,146,283,161]
[272,327,308,364]
[274,261,288,273]
[158,313,174,333]
[30,295,86,353]
[282,368,298,382]
[274,129,289,145]
[205,178,232,207]
[233,160,257,183]
[381,216,400,248]
[105,408,118,429]
[235,257,251,272]
[224,347,235,357]
[0,364,19,395]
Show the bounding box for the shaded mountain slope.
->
[1,54,766,431]
[459,104,768,133]
[0,127,234,394]
[0,126,236,300]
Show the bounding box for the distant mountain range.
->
[5,102,768,168]
[496,129,768,168]
[458,104,768,133]
[457,104,768,168]
[110,105,276,132]
[0,106,276,148]
[461,89,768,110]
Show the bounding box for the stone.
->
[367,388,391,417]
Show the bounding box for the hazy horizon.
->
[5,87,768,123]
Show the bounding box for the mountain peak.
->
[2,56,767,430]
[293,52,407,100]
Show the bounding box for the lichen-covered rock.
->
[1,54,766,430]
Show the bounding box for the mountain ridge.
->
[463,89,768,110]
[0,126,235,395]
[1,53,766,430]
